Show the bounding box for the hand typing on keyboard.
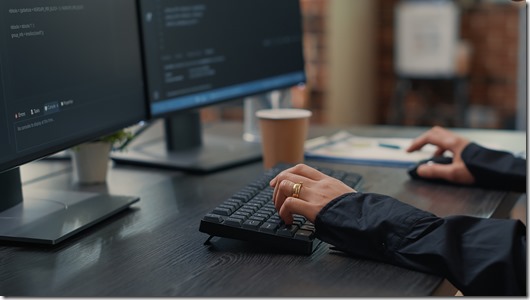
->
[270,164,357,225]
[199,163,362,254]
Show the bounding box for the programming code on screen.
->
[0,0,145,166]
[139,0,305,115]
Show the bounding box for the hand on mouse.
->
[406,126,475,185]
[269,164,356,224]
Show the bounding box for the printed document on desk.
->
[304,131,439,168]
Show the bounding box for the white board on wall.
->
[394,0,459,77]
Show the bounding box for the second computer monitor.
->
[112,0,306,173]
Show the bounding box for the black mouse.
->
[408,156,453,180]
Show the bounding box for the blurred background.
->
[202,0,527,131]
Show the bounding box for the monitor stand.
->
[0,168,139,244]
[111,111,263,173]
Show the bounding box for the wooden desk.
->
[0,124,525,297]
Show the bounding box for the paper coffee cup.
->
[256,108,312,169]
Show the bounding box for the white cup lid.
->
[256,108,312,120]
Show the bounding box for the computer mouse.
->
[408,156,453,180]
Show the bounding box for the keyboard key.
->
[249,216,266,223]
[300,224,315,231]
[233,211,251,219]
[233,192,253,202]
[242,220,262,230]
[239,207,256,214]
[332,170,347,179]
[245,203,261,210]
[259,222,279,234]
[204,213,224,223]
[224,217,244,227]
[277,225,299,237]
[294,229,314,241]
[212,207,232,216]
[230,214,247,221]
[225,199,243,207]
[293,220,303,227]
[269,215,281,222]
[293,215,306,223]
[254,213,269,219]
[219,204,235,213]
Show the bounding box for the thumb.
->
[416,163,455,182]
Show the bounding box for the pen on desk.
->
[378,142,401,150]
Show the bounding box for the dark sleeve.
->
[315,192,527,296]
[462,142,526,192]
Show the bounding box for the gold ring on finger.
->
[292,182,303,198]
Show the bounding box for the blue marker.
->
[378,142,401,150]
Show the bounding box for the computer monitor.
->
[0,0,147,244]
[112,0,306,173]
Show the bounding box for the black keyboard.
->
[199,164,363,255]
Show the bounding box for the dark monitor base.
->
[0,189,139,245]
[111,122,263,173]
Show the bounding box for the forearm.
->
[315,192,526,296]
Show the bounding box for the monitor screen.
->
[141,0,305,116]
[0,0,147,244]
[112,0,306,172]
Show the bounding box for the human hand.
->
[406,126,475,184]
[269,164,356,224]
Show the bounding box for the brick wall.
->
[463,3,520,128]
[300,0,329,124]
[376,0,522,128]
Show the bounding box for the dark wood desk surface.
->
[0,123,525,297]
